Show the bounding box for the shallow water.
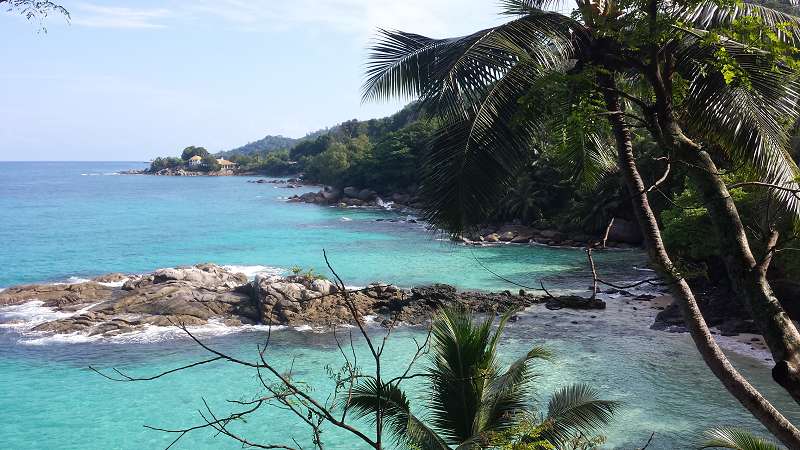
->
[1,162,797,449]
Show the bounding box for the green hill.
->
[217,135,298,158]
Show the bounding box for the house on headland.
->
[188,155,203,167]
[216,158,236,170]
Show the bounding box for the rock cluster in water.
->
[0,264,606,338]
[287,185,420,210]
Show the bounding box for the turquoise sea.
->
[1,161,797,449]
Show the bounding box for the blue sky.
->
[0,0,506,161]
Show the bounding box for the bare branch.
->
[89,357,223,382]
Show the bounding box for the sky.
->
[0,0,508,161]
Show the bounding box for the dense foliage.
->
[180,146,209,161]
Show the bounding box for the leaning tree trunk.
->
[599,75,800,448]
[677,144,800,403]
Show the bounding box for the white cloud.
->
[66,1,505,36]
[71,3,171,29]
[188,0,503,37]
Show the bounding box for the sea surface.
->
[0,161,797,449]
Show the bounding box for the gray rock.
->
[539,230,563,240]
[545,295,606,310]
[484,233,500,243]
[0,282,113,307]
[311,279,336,295]
[321,186,341,202]
[343,186,360,197]
[499,231,516,242]
[607,218,643,245]
[358,189,378,201]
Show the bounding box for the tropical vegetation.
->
[359,0,800,446]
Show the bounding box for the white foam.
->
[20,332,101,346]
[339,217,352,222]
[0,301,76,330]
[376,197,394,210]
[18,320,288,346]
[96,279,128,288]
[222,265,285,281]
[53,276,91,285]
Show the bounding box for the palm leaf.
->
[500,0,572,16]
[675,29,800,217]
[427,307,496,443]
[363,10,587,114]
[545,111,617,190]
[701,427,783,450]
[541,384,619,446]
[418,59,545,235]
[677,3,800,45]
[479,345,552,435]
[346,378,450,450]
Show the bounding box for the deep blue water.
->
[0,162,797,449]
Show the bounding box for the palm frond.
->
[541,384,619,446]
[547,115,618,190]
[700,427,783,450]
[677,3,800,45]
[479,345,552,434]
[428,307,496,443]
[346,378,450,450]
[675,29,800,217]
[500,0,572,16]
[363,10,587,114]
[419,59,546,235]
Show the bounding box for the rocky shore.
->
[0,264,606,338]
[121,168,237,176]
[286,185,643,249]
[248,178,306,189]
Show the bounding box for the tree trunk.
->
[677,145,800,402]
[643,52,800,403]
[599,75,800,448]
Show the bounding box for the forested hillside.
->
[217,135,297,158]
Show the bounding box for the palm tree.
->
[346,307,618,449]
[361,0,800,446]
[702,428,783,450]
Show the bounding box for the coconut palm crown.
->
[345,307,618,449]
[362,0,800,235]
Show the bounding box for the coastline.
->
[0,262,774,365]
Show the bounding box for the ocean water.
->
[0,161,798,449]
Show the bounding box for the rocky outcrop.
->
[287,185,418,211]
[1,264,258,337]
[459,224,636,249]
[651,284,758,335]
[286,187,641,249]
[0,264,623,338]
[0,282,113,308]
